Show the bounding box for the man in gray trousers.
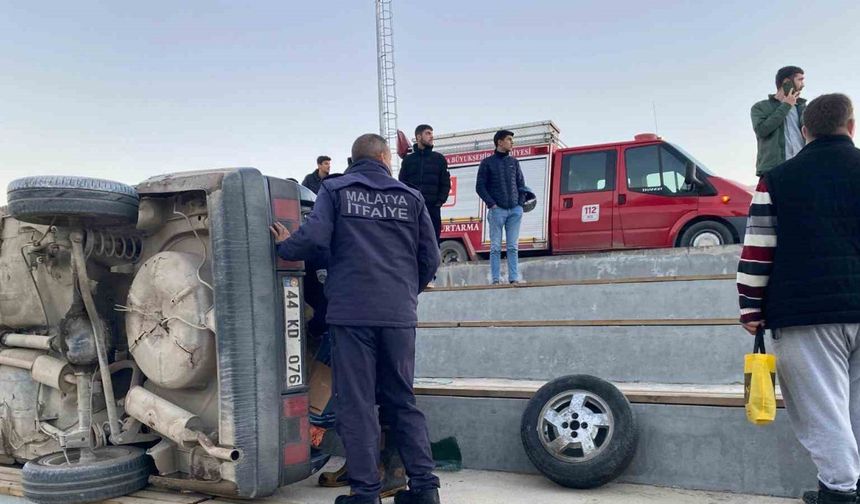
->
[737,93,860,504]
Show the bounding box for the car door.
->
[619,143,699,248]
[553,148,617,252]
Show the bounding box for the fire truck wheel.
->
[440,240,468,263]
[678,220,734,248]
[7,175,139,227]
[520,375,638,489]
[22,446,151,504]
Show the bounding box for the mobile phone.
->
[782,80,795,95]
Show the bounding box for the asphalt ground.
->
[214,458,798,504]
[0,458,800,504]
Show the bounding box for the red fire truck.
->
[427,121,752,263]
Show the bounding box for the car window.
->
[660,147,689,193]
[626,144,694,195]
[560,150,617,194]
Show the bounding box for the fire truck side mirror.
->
[684,161,702,188]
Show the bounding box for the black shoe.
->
[393,488,440,504]
[334,494,381,504]
[802,481,857,504]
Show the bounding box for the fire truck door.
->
[554,148,617,251]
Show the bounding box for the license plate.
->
[283,277,303,388]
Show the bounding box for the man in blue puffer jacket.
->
[475,129,526,284]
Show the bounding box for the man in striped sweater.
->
[737,93,860,504]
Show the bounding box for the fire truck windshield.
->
[668,143,714,176]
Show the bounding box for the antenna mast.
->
[375,0,400,173]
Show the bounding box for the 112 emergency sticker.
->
[582,204,600,222]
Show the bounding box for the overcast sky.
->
[1,0,858,205]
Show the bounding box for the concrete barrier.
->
[416,247,810,498]
[418,395,815,498]
[416,324,750,385]
[419,278,738,322]
[435,245,741,287]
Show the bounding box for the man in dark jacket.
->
[737,94,860,504]
[398,124,451,243]
[300,154,333,338]
[476,129,526,284]
[302,155,332,194]
[751,66,807,176]
[271,134,442,504]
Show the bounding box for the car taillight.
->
[273,198,300,224]
[282,394,310,465]
[284,392,308,416]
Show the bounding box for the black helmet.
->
[521,187,537,213]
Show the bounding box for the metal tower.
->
[375,0,399,172]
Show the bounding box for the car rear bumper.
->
[208,169,310,498]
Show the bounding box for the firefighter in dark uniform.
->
[271,134,442,504]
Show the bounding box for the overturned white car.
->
[0,169,319,503]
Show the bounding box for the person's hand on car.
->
[270,222,291,243]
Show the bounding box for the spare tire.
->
[7,176,139,227]
[520,375,637,489]
[22,446,151,504]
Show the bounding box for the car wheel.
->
[22,446,151,504]
[440,240,468,264]
[7,175,139,227]
[678,220,734,248]
[520,375,638,489]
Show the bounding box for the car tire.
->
[7,176,139,227]
[520,375,638,489]
[678,220,734,248]
[22,446,151,504]
[440,240,468,264]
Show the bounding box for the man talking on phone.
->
[751,66,807,176]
